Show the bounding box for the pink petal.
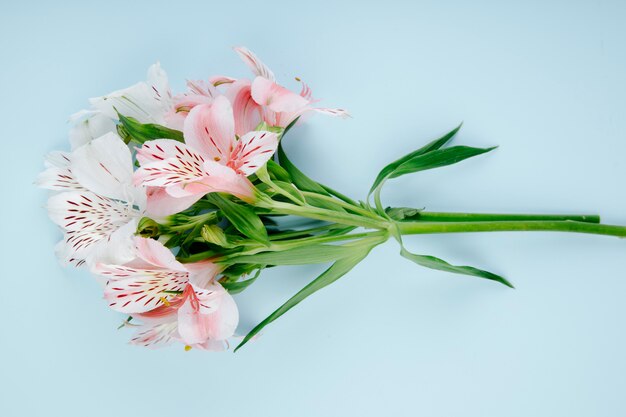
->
[183,96,235,162]
[134,236,185,271]
[163,94,213,131]
[233,46,275,81]
[251,76,309,113]
[185,260,224,289]
[226,79,263,136]
[209,75,236,86]
[145,186,206,217]
[177,283,239,345]
[201,160,256,202]
[229,130,278,176]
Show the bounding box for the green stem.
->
[261,200,388,229]
[268,223,351,240]
[300,191,380,220]
[415,211,601,223]
[397,220,626,238]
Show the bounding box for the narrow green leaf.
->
[389,145,496,179]
[116,112,184,144]
[235,245,372,351]
[369,123,462,196]
[205,194,269,245]
[225,244,355,266]
[277,143,330,195]
[400,247,514,288]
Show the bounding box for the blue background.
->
[2,1,626,416]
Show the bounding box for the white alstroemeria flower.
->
[69,63,173,149]
[43,132,147,267]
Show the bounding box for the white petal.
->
[69,111,117,150]
[99,264,189,313]
[71,132,135,201]
[36,152,83,191]
[129,321,178,349]
[86,220,138,266]
[89,63,172,125]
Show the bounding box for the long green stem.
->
[262,201,388,229]
[415,211,601,223]
[397,220,626,238]
[300,191,380,220]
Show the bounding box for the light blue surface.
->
[2,1,626,416]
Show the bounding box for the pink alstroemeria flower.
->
[134,95,278,210]
[233,46,350,128]
[160,47,348,134]
[95,237,238,349]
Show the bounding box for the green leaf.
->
[205,194,269,245]
[400,247,514,288]
[369,123,462,196]
[388,145,496,179]
[224,244,356,266]
[267,159,292,182]
[221,269,263,294]
[277,143,330,195]
[235,244,373,351]
[116,112,184,144]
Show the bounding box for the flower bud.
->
[136,217,161,238]
[201,224,234,248]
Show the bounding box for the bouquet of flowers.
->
[38,47,626,351]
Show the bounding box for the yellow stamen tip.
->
[184,345,192,351]
[159,297,171,307]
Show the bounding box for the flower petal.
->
[89,63,172,125]
[183,96,235,162]
[185,261,224,289]
[312,107,351,118]
[99,264,189,313]
[36,152,83,191]
[71,132,135,201]
[163,93,213,131]
[46,191,134,233]
[177,283,238,345]
[201,160,256,202]
[226,79,263,136]
[133,236,185,271]
[233,46,275,82]
[134,141,208,187]
[129,321,178,349]
[230,130,278,176]
[251,76,309,113]
[145,186,205,218]
[68,111,117,150]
